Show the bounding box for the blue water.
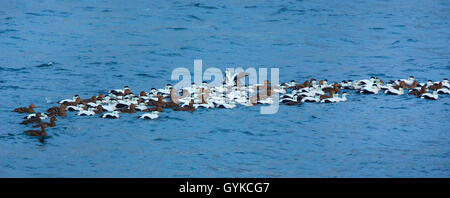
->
[1,0,449,177]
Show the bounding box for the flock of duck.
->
[12,74,449,139]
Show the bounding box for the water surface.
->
[0,0,449,177]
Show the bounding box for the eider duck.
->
[358,77,376,86]
[58,95,79,104]
[97,93,104,101]
[102,101,117,112]
[340,80,353,89]
[135,100,148,111]
[13,104,36,114]
[293,80,310,90]
[32,117,56,128]
[301,95,321,103]
[62,97,82,106]
[77,108,96,116]
[397,76,415,86]
[384,87,404,95]
[24,125,47,137]
[428,82,443,91]
[442,78,449,89]
[406,81,419,89]
[319,90,334,100]
[144,102,163,112]
[82,96,97,104]
[24,112,48,120]
[421,91,438,100]
[93,105,103,114]
[322,83,340,94]
[280,95,299,103]
[282,95,303,106]
[320,92,349,103]
[139,111,159,120]
[380,81,395,90]
[116,103,137,113]
[101,111,120,119]
[409,85,428,97]
[437,87,450,95]
[109,86,130,95]
[67,103,85,111]
[359,84,380,94]
[163,100,180,109]
[282,80,298,88]
[158,84,173,95]
[47,104,67,117]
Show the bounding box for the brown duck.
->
[406,81,419,89]
[408,86,428,97]
[62,97,82,106]
[393,81,407,90]
[24,125,47,137]
[147,93,165,106]
[116,88,132,97]
[33,117,56,128]
[97,93,104,101]
[93,105,103,114]
[82,96,97,103]
[428,82,443,91]
[13,104,36,113]
[163,100,179,109]
[320,90,334,100]
[322,83,340,94]
[47,104,67,117]
[145,102,164,112]
[116,103,136,113]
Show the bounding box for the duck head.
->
[59,104,66,109]
[304,80,310,87]
[75,97,82,104]
[399,81,407,88]
[129,104,136,110]
[150,88,157,94]
[97,93,104,100]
